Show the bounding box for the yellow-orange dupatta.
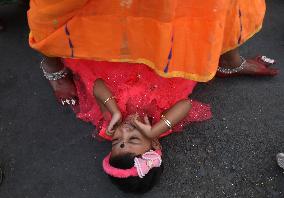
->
[28,0,266,82]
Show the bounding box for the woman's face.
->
[111,119,155,158]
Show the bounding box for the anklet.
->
[40,58,69,81]
[217,56,246,74]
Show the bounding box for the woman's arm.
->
[133,99,192,139]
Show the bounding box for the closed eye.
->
[112,138,119,146]
[128,137,140,144]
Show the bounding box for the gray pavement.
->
[0,1,284,197]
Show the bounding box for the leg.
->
[41,56,77,105]
[217,47,279,77]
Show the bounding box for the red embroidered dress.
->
[64,59,212,140]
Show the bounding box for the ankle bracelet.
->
[217,56,246,74]
[40,58,69,81]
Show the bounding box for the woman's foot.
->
[217,49,279,77]
[41,57,78,106]
[276,153,284,169]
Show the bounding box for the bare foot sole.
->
[41,58,78,106]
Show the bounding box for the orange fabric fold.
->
[28,0,265,82]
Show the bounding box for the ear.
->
[151,139,162,150]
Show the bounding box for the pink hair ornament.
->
[103,150,162,178]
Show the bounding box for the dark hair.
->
[109,153,164,193]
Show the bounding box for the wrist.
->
[111,110,121,117]
[104,99,120,115]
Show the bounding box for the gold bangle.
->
[161,115,172,129]
[103,96,115,105]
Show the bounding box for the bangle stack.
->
[161,115,172,129]
[103,96,116,105]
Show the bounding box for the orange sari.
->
[28,0,265,82]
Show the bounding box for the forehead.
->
[112,123,140,138]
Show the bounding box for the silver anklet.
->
[40,58,69,81]
[217,56,246,74]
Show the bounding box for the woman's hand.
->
[131,114,152,138]
[106,111,122,136]
[93,79,122,136]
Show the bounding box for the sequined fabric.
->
[64,59,212,140]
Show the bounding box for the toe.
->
[268,68,279,76]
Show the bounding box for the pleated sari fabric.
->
[28,0,265,82]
